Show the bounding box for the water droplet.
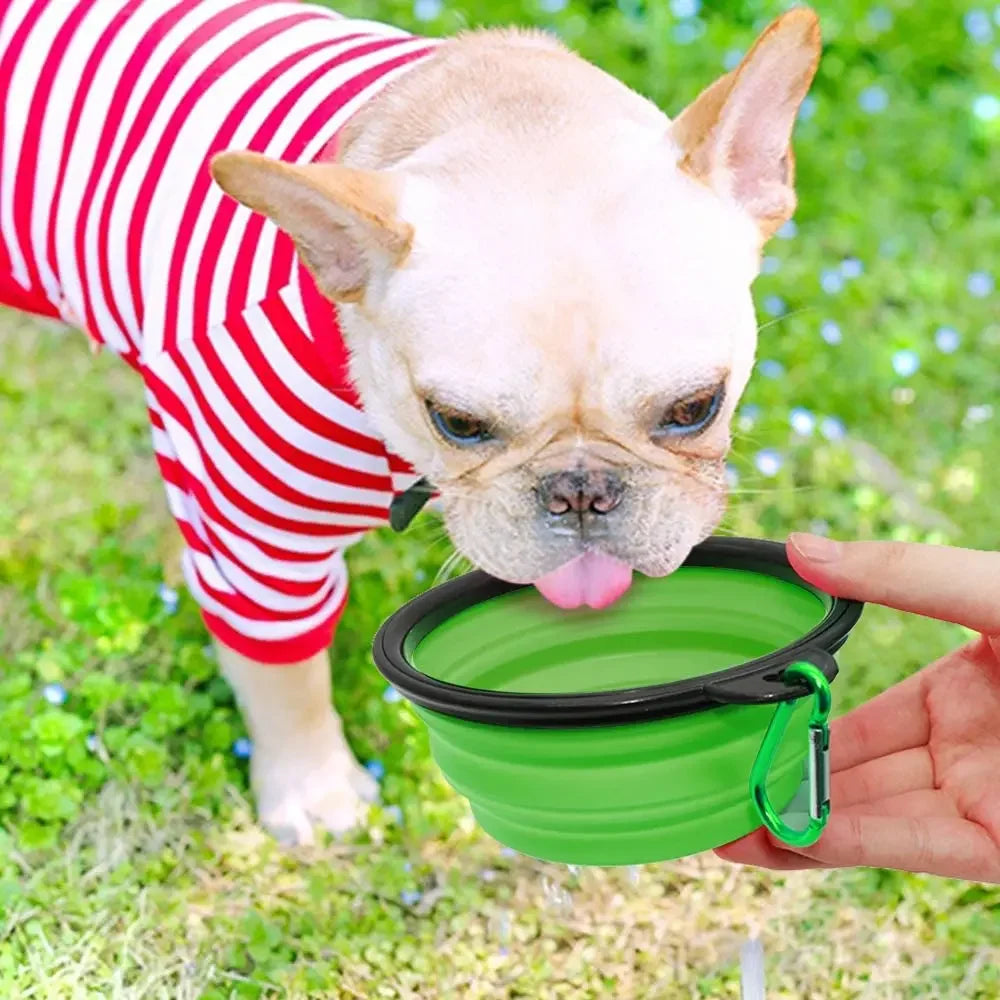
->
[541,875,573,913]
[725,464,740,489]
[723,48,744,70]
[967,271,995,298]
[964,9,993,43]
[383,685,403,704]
[820,416,846,441]
[840,257,864,279]
[821,269,845,294]
[934,326,961,353]
[776,220,798,240]
[820,320,842,345]
[669,0,700,16]
[754,450,784,477]
[42,683,67,706]
[858,85,889,113]
[790,407,816,436]
[892,349,920,377]
[157,582,179,613]
[400,888,423,906]
[758,359,785,379]
[972,94,1000,121]
[365,760,386,781]
[760,255,781,275]
[762,295,786,317]
[797,95,816,121]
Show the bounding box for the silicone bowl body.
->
[373,537,862,865]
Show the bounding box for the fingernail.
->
[788,532,842,563]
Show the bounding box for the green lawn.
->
[2,0,1000,996]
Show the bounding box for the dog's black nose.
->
[537,469,624,516]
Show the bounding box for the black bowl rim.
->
[372,536,864,728]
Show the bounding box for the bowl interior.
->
[409,566,831,695]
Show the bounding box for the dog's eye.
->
[427,403,494,446]
[654,386,724,438]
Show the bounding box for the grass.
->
[2,0,1000,995]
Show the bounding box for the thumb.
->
[786,533,1000,633]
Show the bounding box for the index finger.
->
[787,535,1000,634]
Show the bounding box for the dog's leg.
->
[216,643,379,845]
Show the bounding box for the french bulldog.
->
[1,0,819,844]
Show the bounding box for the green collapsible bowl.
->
[373,537,863,866]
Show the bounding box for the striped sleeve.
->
[144,263,419,664]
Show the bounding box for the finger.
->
[787,534,1000,634]
[831,745,933,807]
[827,683,930,772]
[792,813,1000,882]
[713,828,830,871]
[840,788,960,819]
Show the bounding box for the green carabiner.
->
[749,659,833,848]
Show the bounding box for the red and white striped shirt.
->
[1,0,438,662]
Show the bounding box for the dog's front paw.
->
[252,743,379,847]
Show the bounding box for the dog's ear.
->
[210,151,413,302]
[670,7,821,241]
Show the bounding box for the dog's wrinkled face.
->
[212,9,820,609]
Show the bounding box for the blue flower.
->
[757,359,785,379]
[776,220,798,240]
[754,450,784,477]
[412,0,442,21]
[739,403,761,426]
[934,327,961,353]
[820,417,846,441]
[670,0,700,16]
[892,349,920,377]
[967,271,995,297]
[964,9,993,43]
[821,269,845,294]
[383,685,403,704]
[43,683,67,706]
[760,256,781,275]
[867,7,893,31]
[840,257,864,279]
[85,733,99,753]
[400,889,423,906]
[798,96,817,121]
[723,48,743,70]
[384,805,403,824]
[858,86,889,114]
[762,295,786,317]
[972,94,1000,121]
[820,320,842,345]
[790,408,816,436]
[232,737,253,760]
[365,760,386,781]
[157,582,179,613]
[672,20,705,44]
[725,464,740,489]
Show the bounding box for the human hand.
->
[715,533,1000,884]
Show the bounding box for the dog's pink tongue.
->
[533,551,633,610]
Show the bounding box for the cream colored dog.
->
[207,6,820,845]
[3,0,818,845]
